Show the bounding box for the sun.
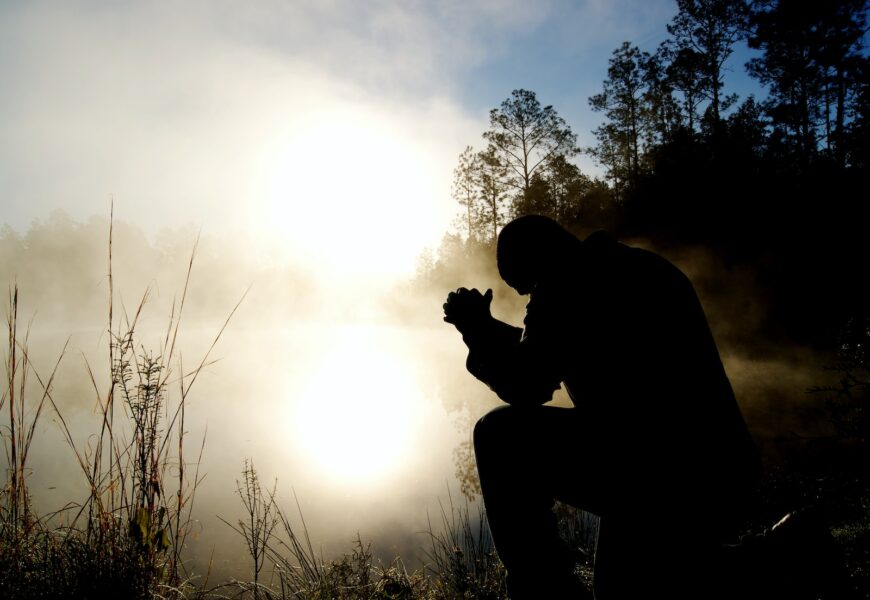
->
[289,326,421,485]
[260,108,443,279]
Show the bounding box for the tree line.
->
[434,0,868,347]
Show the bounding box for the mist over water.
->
[162,322,475,579]
[1,213,502,581]
[1,212,837,584]
[21,322,473,580]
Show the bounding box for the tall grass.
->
[0,285,69,584]
[0,213,243,599]
[217,461,405,599]
[217,466,600,600]
[423,490,507,600]
[220,480,600,600]
[218,460,280,600]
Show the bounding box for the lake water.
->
[17,319,495,580]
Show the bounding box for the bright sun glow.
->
[290,327,420,484]
[262,108,442,278]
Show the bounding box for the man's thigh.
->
[475,405,615,514]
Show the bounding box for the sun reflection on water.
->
[289,326,422,485]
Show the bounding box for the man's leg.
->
[473,405,599,600]
[592,513,724,600]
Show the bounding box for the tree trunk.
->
[711,68,720,123]
[629,100,639,186]
[491,196,497,242]
[799,76,812,166]
[824,69,832,154]
[522,129,530,193]
[466,202,472,241]
[686,96,695,134]
[836,63,846,166]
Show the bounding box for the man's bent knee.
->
[473,405,521,455]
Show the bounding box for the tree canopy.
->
[450,89,586,243]
[436,0,868,348]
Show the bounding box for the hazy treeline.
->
[0,210,322,330]
[426,0,868,353]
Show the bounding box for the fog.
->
[417,228,840,451]
[0,212,508,581]
[1,212,838,584]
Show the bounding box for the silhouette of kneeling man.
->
[443,216,761,600]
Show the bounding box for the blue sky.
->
[0,0,766,271]
[453,0,764,170]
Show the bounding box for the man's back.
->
[525,231,760,516]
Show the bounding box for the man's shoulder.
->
[583,229,619,250]
[583,231,691,289]
[583,230,646,272]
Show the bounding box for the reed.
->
[0,211,242,599]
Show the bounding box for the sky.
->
[0,0,765,280]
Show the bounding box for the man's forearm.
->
[461,317,560,407]
[459,315,523,352]
[459,314,521,388]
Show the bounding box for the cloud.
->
[0,1,505,243]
